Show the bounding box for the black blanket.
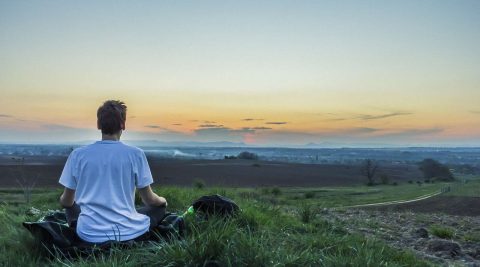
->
[23,211,184,258]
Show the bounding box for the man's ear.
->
[121,122,125,130]
[97,120,101,130]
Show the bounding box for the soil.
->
[324,208,480,266]
[0,156,421,188]
[367,196,480,217]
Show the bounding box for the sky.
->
[1,0,479,146]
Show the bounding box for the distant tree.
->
[361,159,378,186]
[380,174,390,185]
[193,178,206,189]
[237,151,258,160]
[14,157,37,203]
[418,159,454,181]
[271,187,281,196]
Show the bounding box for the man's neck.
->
[101,133,121,141]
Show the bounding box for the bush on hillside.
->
[193,179,206,189]
[271,187,281,196]
[237,151,258,160]
[380,174,390,185]
[418,159,454,182]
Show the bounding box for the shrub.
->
[430,225,454,239]
[193,179,206,189]
[304,192,315,199]
[299,204,315,223]
[260,188,270,194]
[418,159,454,181]
[408,180,413,184]
[392,182,398,186]
[361,159,378,186]
[464,232,480,242]
[237,151,258,160]
[271,187,281,196]
[380,174,390,185]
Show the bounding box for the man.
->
[58,100,167,243]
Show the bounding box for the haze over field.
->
[1,1,479,146]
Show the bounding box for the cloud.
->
[323,111,412,121]
[203,120,216,123]
[194,126,231,133]
[265,121,288,125]
[172,123,182,126]
[193,126,258,142]
[127,128,191,142]
[355,112,412,121]
[144,125,161,129]
[377,127,443,138]
[251,127,272,130]
[41,124,79,131]
[246,126,446,146]
[0,114,13,118]
[144,125,179,132]
[230,128,256,134]
[342,127,380,134]
[470,110,480,114]
[325,117,348,121]
[243,118,264,121]
[199,124,224,128]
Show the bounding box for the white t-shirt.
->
[59,140,153,243]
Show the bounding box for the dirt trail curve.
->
[336,190,443,209]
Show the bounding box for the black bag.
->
[192,194,239,217]
[151,213,185,240]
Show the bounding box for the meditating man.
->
[58,100,167,243]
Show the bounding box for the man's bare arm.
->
[59,188,75,208]
[138,185,167,207]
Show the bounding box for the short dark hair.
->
[97,100,127,135]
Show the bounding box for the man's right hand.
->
[138,185,168,207]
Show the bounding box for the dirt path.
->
[337,190,442,209]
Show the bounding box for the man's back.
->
[59,140,153,243]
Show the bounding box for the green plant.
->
[430,225,455,239]
[299,204,315,223]
[380,174,390,185]
[271,187,281,196]
[304,191,315,199]
[464,232,480,242]
[193,179,206,189]
[260,187,270,194]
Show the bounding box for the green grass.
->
[430,225,455,239]
[0,185,438,266]
[259,183,446,209]
[443,177,480,197]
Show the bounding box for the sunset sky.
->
[1,1,479,146]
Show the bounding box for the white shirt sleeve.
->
[59,151,77,190]
[135,151,154,189]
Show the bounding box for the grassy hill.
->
[0,184,445,266]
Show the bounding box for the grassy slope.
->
[271,183,446,208]
[444,178,480,197]
[0,185,437,267]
